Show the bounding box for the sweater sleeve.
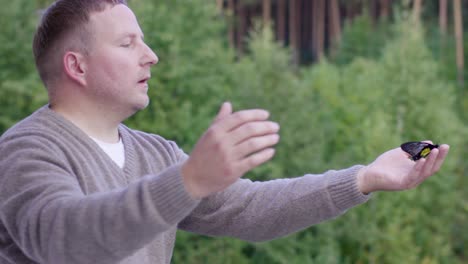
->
[0,134,200,264]
[178,165,370,242]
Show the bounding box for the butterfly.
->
[400,141,439,161]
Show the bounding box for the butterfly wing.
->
[401,142,426,157]
[400,142,438,161]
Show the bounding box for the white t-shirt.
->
[91,136,125,168]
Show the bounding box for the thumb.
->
[213,102,232,123]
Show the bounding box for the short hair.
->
[33,0,127,87]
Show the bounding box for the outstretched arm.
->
[357,142,450,194]
[179,165,369,242]
[179,142,449,242]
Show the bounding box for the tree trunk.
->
[439,0,448,62]
[413,0,423,22]
[439,0,447,35]
[216,0,223,12]
[289,0,299,64]
[380,0,391,19]
[237,0,247,56]
[329,0,342,51]
[370,0,379,24]
[262,0,271,27]
[277,0,286,44]
[453,0,464,86]
[312,0,325,61]
[345,1,361,21]
[227,0,235,48]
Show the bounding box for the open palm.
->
[358,143,450,193]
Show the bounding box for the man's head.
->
[33,0,158,117]
[33,0,126,88]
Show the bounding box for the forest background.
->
[0,0,466,263]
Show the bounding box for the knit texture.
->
[0,106,370,263]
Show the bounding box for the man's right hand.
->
[181,102,280,199]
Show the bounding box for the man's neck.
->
[49,103,121,143]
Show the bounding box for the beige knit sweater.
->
[0,106,370,264]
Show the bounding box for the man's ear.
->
[63,51,87,86]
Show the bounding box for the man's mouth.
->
[138,77,149,84]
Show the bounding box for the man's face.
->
[84,4,158,116]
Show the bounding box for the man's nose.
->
[141,44,158,66]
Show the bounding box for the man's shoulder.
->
[0,105,82,158]
[0,105,52,141]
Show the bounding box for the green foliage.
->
[0,0,466,263]
[225,18,466,264]
[126,0,235,151]
[0,74,48,133]
[0,0,39,80]
[227,24,318,179]
[0,0,48,132]
[174,15,466,263]
[332,12,393,66]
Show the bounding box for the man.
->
[0,0,449,263]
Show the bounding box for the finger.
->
[213,102,233,124]
[405,158,426,188]
[431,144,450,173]
[421,139,434,144]
[234,134,280,159]
[420,148,439,178]
[230,121,280,145]
[217,109,270,132]
[237,148,276,175]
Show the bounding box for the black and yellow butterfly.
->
[400,141,439,161]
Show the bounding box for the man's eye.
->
[121,43,131,47]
